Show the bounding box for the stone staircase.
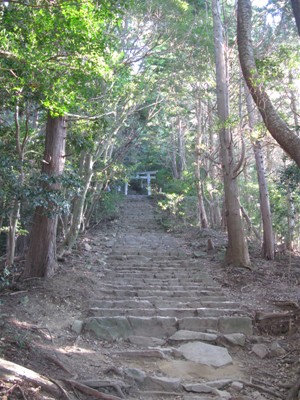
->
[82,195,253,399]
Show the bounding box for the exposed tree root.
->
[79,379,127,398]
[240,379,283,399]
[63,379,124,400]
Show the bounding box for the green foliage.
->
[97,191,123,221]
[0,266,12,289]
[0,0,123,114]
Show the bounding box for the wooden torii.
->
[125,171,158,196]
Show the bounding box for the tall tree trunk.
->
[286,184,295,251]
[207,100,222,229]
[195,97,208,228]
[289,71,299,132]
[245,88,275,260]
[62,152,94,252]
[177,118,186,179]
[212,0,250,267]
[6,200,21,267]
[237,0,300,167]
[291,0,300,36]
[170,122,179,179]
[23,114,66,278]
[6,104,24,267]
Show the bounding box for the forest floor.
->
[1,195,300,400]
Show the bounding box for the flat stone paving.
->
[83,195,253,399]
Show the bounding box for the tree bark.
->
[177,118,186,179]
[62,152,94,252]
[212,0,250,267]
[291,0,300,36]
[245,88,274,260]
[170,121,180,179]
[23,114,66,278]
[237,0,300,168]
[6,104,24,267]
[195,97,208,228]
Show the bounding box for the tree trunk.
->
[84,181,104,228]
[62,152,94,252]
[237,0,300,167]
[289,71,299,132]
[291,0,300,36]
[207,100,222,229]
[170,121,179,179]
[195,97,208,228]
[286,184,295,251]
[6,199,21,267]
[6,104,24,267]
[177,118,186,179]
[212,0,250,267]
[23,114,67,278]
[245,87,275,260]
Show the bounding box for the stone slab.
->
[218,316,253,335]
[128,335,166,347]
[84,317,132,340]
[178,341,233,368]
[128,316,177,338]
[178,317,219,332]
[169,330,217,342]
[143,376,182,392]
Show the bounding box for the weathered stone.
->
[231,381,243,391]
[115,349,167,359]
[84,317,132,341]
[215,390,231,399]
[218,316,253,335]
[178,341,233,367]
[71,319,83,334]
[169,330,217,342]
[252,391,268,399]
[124,368,146,383]
[83,243,92,251]
[128,316,177,338]
[269,341,286,357]
[222,333,246,347]
[252,343,269,359]
[183,397,215,400]
[128,335,166,347]
[206,379,232,389]
[183,383,215,393]
[143,376,182,392]
[193,251,207,259]
[178,317,218,332]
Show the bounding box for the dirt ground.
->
[1,209,300,399]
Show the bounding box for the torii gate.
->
[125,171,157,196]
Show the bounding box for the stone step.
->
[91,296,230,306]
[104,263,204,270]
[108,252,188,266]
[89,299,238,309]
[100,283,220,291]
[98,288,225,298]
[83,315,252,341]
[104,268,208,275]
[87,307,241,318]
[110,249,186,257]
[102,277,216,286]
